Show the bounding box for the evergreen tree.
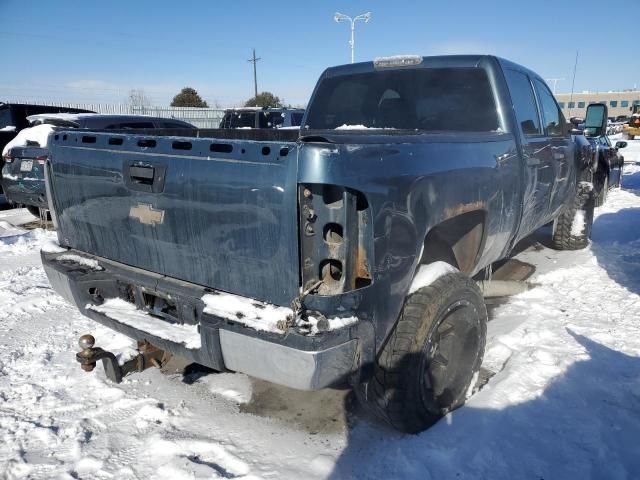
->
[244,91,283,108]
[171,87,209,108]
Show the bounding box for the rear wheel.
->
[551,182,594,250]
[359,269,487,433]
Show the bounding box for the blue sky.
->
[1,0,639,107]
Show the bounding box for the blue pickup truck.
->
[42,55,606,433]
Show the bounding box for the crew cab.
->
[1,113,196,216]
[41,55,605,433]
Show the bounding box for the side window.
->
[0,108,13,128]
[568,102,575,108]
[504,69,541,136]
[558,102,565,108]
[106,122,155,129]
[263,112,284,128]
[291,112,304,126]
[621,100,629,108]
[533,79,564,137]
[162,121,191,128]
[578,102,585,108]
[610,101,618,108]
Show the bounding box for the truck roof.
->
[320,54,540,82]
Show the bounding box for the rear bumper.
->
[0,177,47,208]
[42,248,367,390]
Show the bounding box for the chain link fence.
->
[5,100,227,128]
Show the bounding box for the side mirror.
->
[584,103,608,137]
[615,141,628,149]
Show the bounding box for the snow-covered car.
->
[0,103,94,209]
[1,114,196,216]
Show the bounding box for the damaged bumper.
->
[42,248,369,390]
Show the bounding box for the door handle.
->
[124,162,166,193]
[130,165,155,185]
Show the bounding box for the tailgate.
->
[48,131,300,306]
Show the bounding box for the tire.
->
[551,182,594,250]
[594,173,608,207]
[25,205,51,220]
[359,269,487,433]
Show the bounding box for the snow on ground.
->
[1,139,640,479]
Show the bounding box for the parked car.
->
[0,103,94,205]
[219,107,305,129]
[42,55,605,433]
[1,114,196,216]
[623,104,640,139]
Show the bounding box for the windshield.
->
[305,67,501,132]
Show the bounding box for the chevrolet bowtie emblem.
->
[129,204,165,226]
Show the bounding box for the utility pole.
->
[248,48,261,98]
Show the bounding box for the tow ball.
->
[76,334,168,383]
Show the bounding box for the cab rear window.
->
[305,67,501,132]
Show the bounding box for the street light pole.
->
[546,77,564,95]
[334,12,371,64]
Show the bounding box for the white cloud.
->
[64,79,121,91]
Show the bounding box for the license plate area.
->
[141,290,180,324]
[20,159,33,172]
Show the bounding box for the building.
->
[555,91,640,120]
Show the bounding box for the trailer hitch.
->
[76,334,167,383]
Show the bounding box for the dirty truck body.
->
[42,55,595,430]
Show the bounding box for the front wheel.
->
[551,182,594,250]
[359,268,487,433]
[594,173,608,207]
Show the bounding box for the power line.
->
[247,48,261,98]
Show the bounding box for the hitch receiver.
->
[76,334,167,383]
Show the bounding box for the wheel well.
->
[419,210,486,275]
[598,153,610,176]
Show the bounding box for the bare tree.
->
[127,89,151,107]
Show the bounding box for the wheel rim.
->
[420,299,482,414]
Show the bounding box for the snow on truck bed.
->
[1,138,640,478]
